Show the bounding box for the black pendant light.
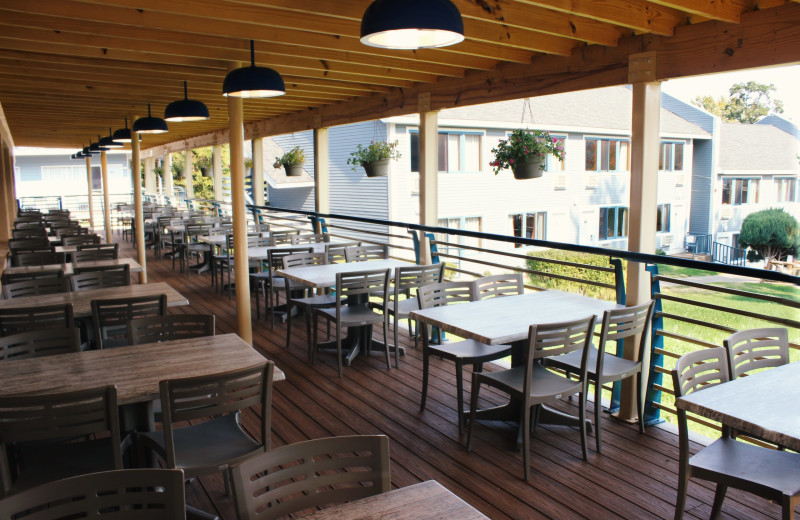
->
[113,117,133,143]
[100,127,124,148]
[165,81,210,122]
[222,40,285,98]
[89,138,108,152]
[360,0,464,49]
[133,104,169,134]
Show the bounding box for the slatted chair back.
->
[393,263,445,303]
[1,269,63,285]
[0,469,186,520]
[8,238,50,253]
[334,269,390,312]
[61,234,100,247]
[91,294,167,349]
[282,251,328,269]
[14,221,45,230]
[46,209,71,218]
[473,273,524,300]
[270,229,299,244]
[724,328,790,380]
[0,327,81,361]
[71,265,131,291]
[53,225,88,237]
[249,223,270,234]
[290,233,327,245]
[128,314,215,345]
[231,435,390,520]
[1,277,70,299]
[159,363,274,468]
[526,315,597,363]
[185,223,214,243]
[0,304,74,336]
[11,228,47,239]
[325,241,360,264]
[247,235,275,248]
[10,251,65,267]
[417,280,474,310]
[74,243,120,261]
[344,244,388,262]
[672,347,730,399]
[267,247,313,273]
[0,386,123,494]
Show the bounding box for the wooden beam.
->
[251,138,264,207]
[419,97,438,265]
[314,126,329,215]
[131,129,147,284]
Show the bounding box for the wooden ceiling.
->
[1,0,799,151]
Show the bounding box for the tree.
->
[692,81,784,123]
[737,208,800,264]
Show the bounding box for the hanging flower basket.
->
[284,164,304,176]
[363,158,389,177]
[511,157,545,179]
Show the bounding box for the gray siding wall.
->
[14,152,132,198]
[689,139,713,234]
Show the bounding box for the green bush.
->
[738,208,800,263]
[525,249,625,300]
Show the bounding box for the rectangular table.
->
[294,480,487,520]
[3,258,144,278]
[676,361,800,452]
[0,282,188,318]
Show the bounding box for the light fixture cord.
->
[124,117,129,129]
[147,103,152,117]
[184,81,189,100]
[250,40,256,67]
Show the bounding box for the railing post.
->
[58,196,63,210]
[608,258,626,412]
[642,264,664,425]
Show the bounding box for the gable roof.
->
[719,123,800,172]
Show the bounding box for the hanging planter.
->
[284,163,305,176]
[490,129,565,180]
[346,140,401,178]
[273,146,305,176]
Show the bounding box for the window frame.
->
[409,129,484,174]
[659,141,685,172]
[656,204,671,233]
[598,206,629,240]
[509,211,547,247]
[584,136,630,173]
[721,177,761,205]
[545,135,566,172]
[774,177,797,203]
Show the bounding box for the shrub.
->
[525,249,625,300]
[738,208,800,263]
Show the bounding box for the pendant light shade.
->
[133,104,169,134]
[89,139,107,152]
[222,40,285,98]
[165,81,210,121]
[113,117,133,143]
[100,127,124,148]
[360,0,464,49]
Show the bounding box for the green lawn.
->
[655,263,720,278]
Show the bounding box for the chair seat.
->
[379,297,419,318]
[691,437,800,496]
[548,347,642,382]
[273,277,309,292]
[427,338,511,363]
[139,413,261,478]
[481,363,582,401]
[292,293,338,308]
[317,305,384,327]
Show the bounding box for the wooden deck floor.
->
[124,236,792,520]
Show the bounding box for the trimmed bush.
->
[525,249,625,300]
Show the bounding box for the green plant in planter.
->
[346,140,401,171]
[490,129,565,175]
[273,146,305,168]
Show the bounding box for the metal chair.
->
[417,281,512,432]
[10,251,65,267]
[0,469,185,520]
[1,268,63,285]
[344,243,388,262]
[282,252,336,357]
[1,277,70,299]
[254,247,311,326]
[61,234,100,247]
[0,327,81,361]
[270,229,299,244]
[473,273,524,299]
[312,268,391,377]
[325,241,360,263]
[0,386,124,495]
[290,233,327,244]
[466,315,597,480]
[230,435,390,520]
[8,238,50,254]
[179,223,213,273]
[70,264,131,291]
[0,303,74,336]
[128,314,215,345]
[724,327,789,380]
[546,300,655,453]
[11,228,47,239]
[91,294,167,349]
[672,347,800,520]
[75,242,120,260]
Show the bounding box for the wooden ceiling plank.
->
[646,0,747,23]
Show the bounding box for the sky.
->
[660,64,800,123]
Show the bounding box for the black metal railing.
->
[712,241,747,267]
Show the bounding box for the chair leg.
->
[710,484,727,520]
[522,400,532,481]
[594,378,603,454]
[673,468,688,520]
[383,320,391,370]
[579,388,588,461]
[466,375,481,452]
[420,349,430,413]
[304,306,313,361]
[636,372,646,434]
[285,298,293,350]
[393,315,400,368]
[455,359,464,433]
[311,311,318,365]
[254,280,261,319]
[336,321,344,378]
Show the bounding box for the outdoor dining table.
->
[293,480,487,520]
[408,290,622,432]
[277,258,411,366]
[0,333,284,432]
[2,258,144,279]
[676,361,800,452]
[0,281,188,318]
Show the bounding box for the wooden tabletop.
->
[409,290,622,345]
[293,480,487,520]
[277,258,411,288]
[0,282,188,318]
[0,333,284,405]
[676,362,800,452]
[3,258,144,278]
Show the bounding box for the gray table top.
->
[277,258,411,288]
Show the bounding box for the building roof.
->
[261,138,314,189]
[719,123,800,172]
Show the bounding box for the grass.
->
[654,263,719,278]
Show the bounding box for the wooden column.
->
[163,153,174,198]
[5,145,16,222]
[100,151,113,244]
[228,77,253,344]
[212,144,224,200]
[251,137,264,206]
[183,148,193,203]
[419,94,438,264]
[85,155,95,230]
[132,130,147,283]
[314,126,329,216]
[620,55,661,421]
[0,141,10,243]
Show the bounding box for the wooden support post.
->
[252,137,264,206]
[228,78,253,345]
[419,95,438,264]
[100,151,112,244]
[85,155,95,230]
[184,147,193,202]
[0,141,10,243]
[163,153,174,198]
[213,144,223,200]
[619,75,661,422]
[314,126,329,216]
[2,144,14,231]
[132,129,147,284]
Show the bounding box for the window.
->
[775,177,797,202]
[546,136,566,172]
[410,131,482,173]
[659,142,685,171]
[722,178,760,205]
[656,204,671,233]
[585,138,629,172]
[19,168,41,182]
[436,217,483,255]
[41,165,83,183]
[510,212,546,247]
[599,207,629,240]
